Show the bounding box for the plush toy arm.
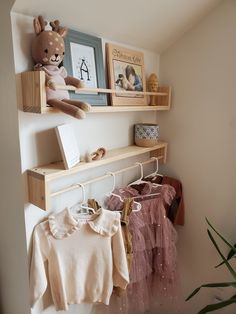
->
[65,76,85,89]
[34,65,56,90]
[34,64,43,71]
[45,74,56,91]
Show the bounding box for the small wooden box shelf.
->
[18,71,171,113]
[28,142,168,211]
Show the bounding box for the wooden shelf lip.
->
[38,105,169,114]
[55,85,168,96]
[89,105,169,112]
[28,142,168,182]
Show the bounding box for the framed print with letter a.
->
[106,43,147,106]
[64,29,107,106]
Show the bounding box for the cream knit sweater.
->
[30,207,129,311]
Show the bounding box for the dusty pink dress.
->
[104,183,179,313]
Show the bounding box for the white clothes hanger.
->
[70,183,95,215]
[145,157,163,179]
[106,171,141,212]
[128,162,146,186]
[127,159,162,192]
[128,162,161,190]
[133,191,160,200]
[106,172,124,202]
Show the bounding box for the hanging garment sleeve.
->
[120,198,133,271]
[161,176,185,225]
[111,218,130,290]
[114,198,133,296]
[30,223,50,307]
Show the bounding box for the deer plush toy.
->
[31,16,91,119]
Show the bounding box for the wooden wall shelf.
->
[28,142,168,210]
[17,71,171,114]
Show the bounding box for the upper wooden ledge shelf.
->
[28,142,167,210]
[17,71,171,114]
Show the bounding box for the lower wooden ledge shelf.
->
[28,142,168,210]
[17,71,171,113]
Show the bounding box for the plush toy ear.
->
[33,15,47,35]
[58,27,68,38]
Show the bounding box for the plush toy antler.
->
[49,20,60,32]
[49,19,68,38]
[31,15,91,119]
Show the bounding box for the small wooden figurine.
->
[147,73,159,106]
[85,147,106,162]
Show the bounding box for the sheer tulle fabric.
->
[104,183,179,313]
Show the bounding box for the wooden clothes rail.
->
[50,157,162,198]
[55,85,168,96]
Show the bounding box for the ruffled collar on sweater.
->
[48,207,120,239]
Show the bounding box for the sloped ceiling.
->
[12,0,221,53]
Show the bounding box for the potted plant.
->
[186,219,236,313]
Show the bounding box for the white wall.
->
[158,0,236,313]
[11,12,161,314]
[0,2,30,314]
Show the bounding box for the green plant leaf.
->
[226,245,236,259]
[215,243,236,268]
[207,230,236,279]
[206,218,236,254]
[186,282,236,301]
[198,296,236,314]
[187,219,236,312]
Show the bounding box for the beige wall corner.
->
[159,0,236,313]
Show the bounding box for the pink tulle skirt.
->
[104,183,179,313]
